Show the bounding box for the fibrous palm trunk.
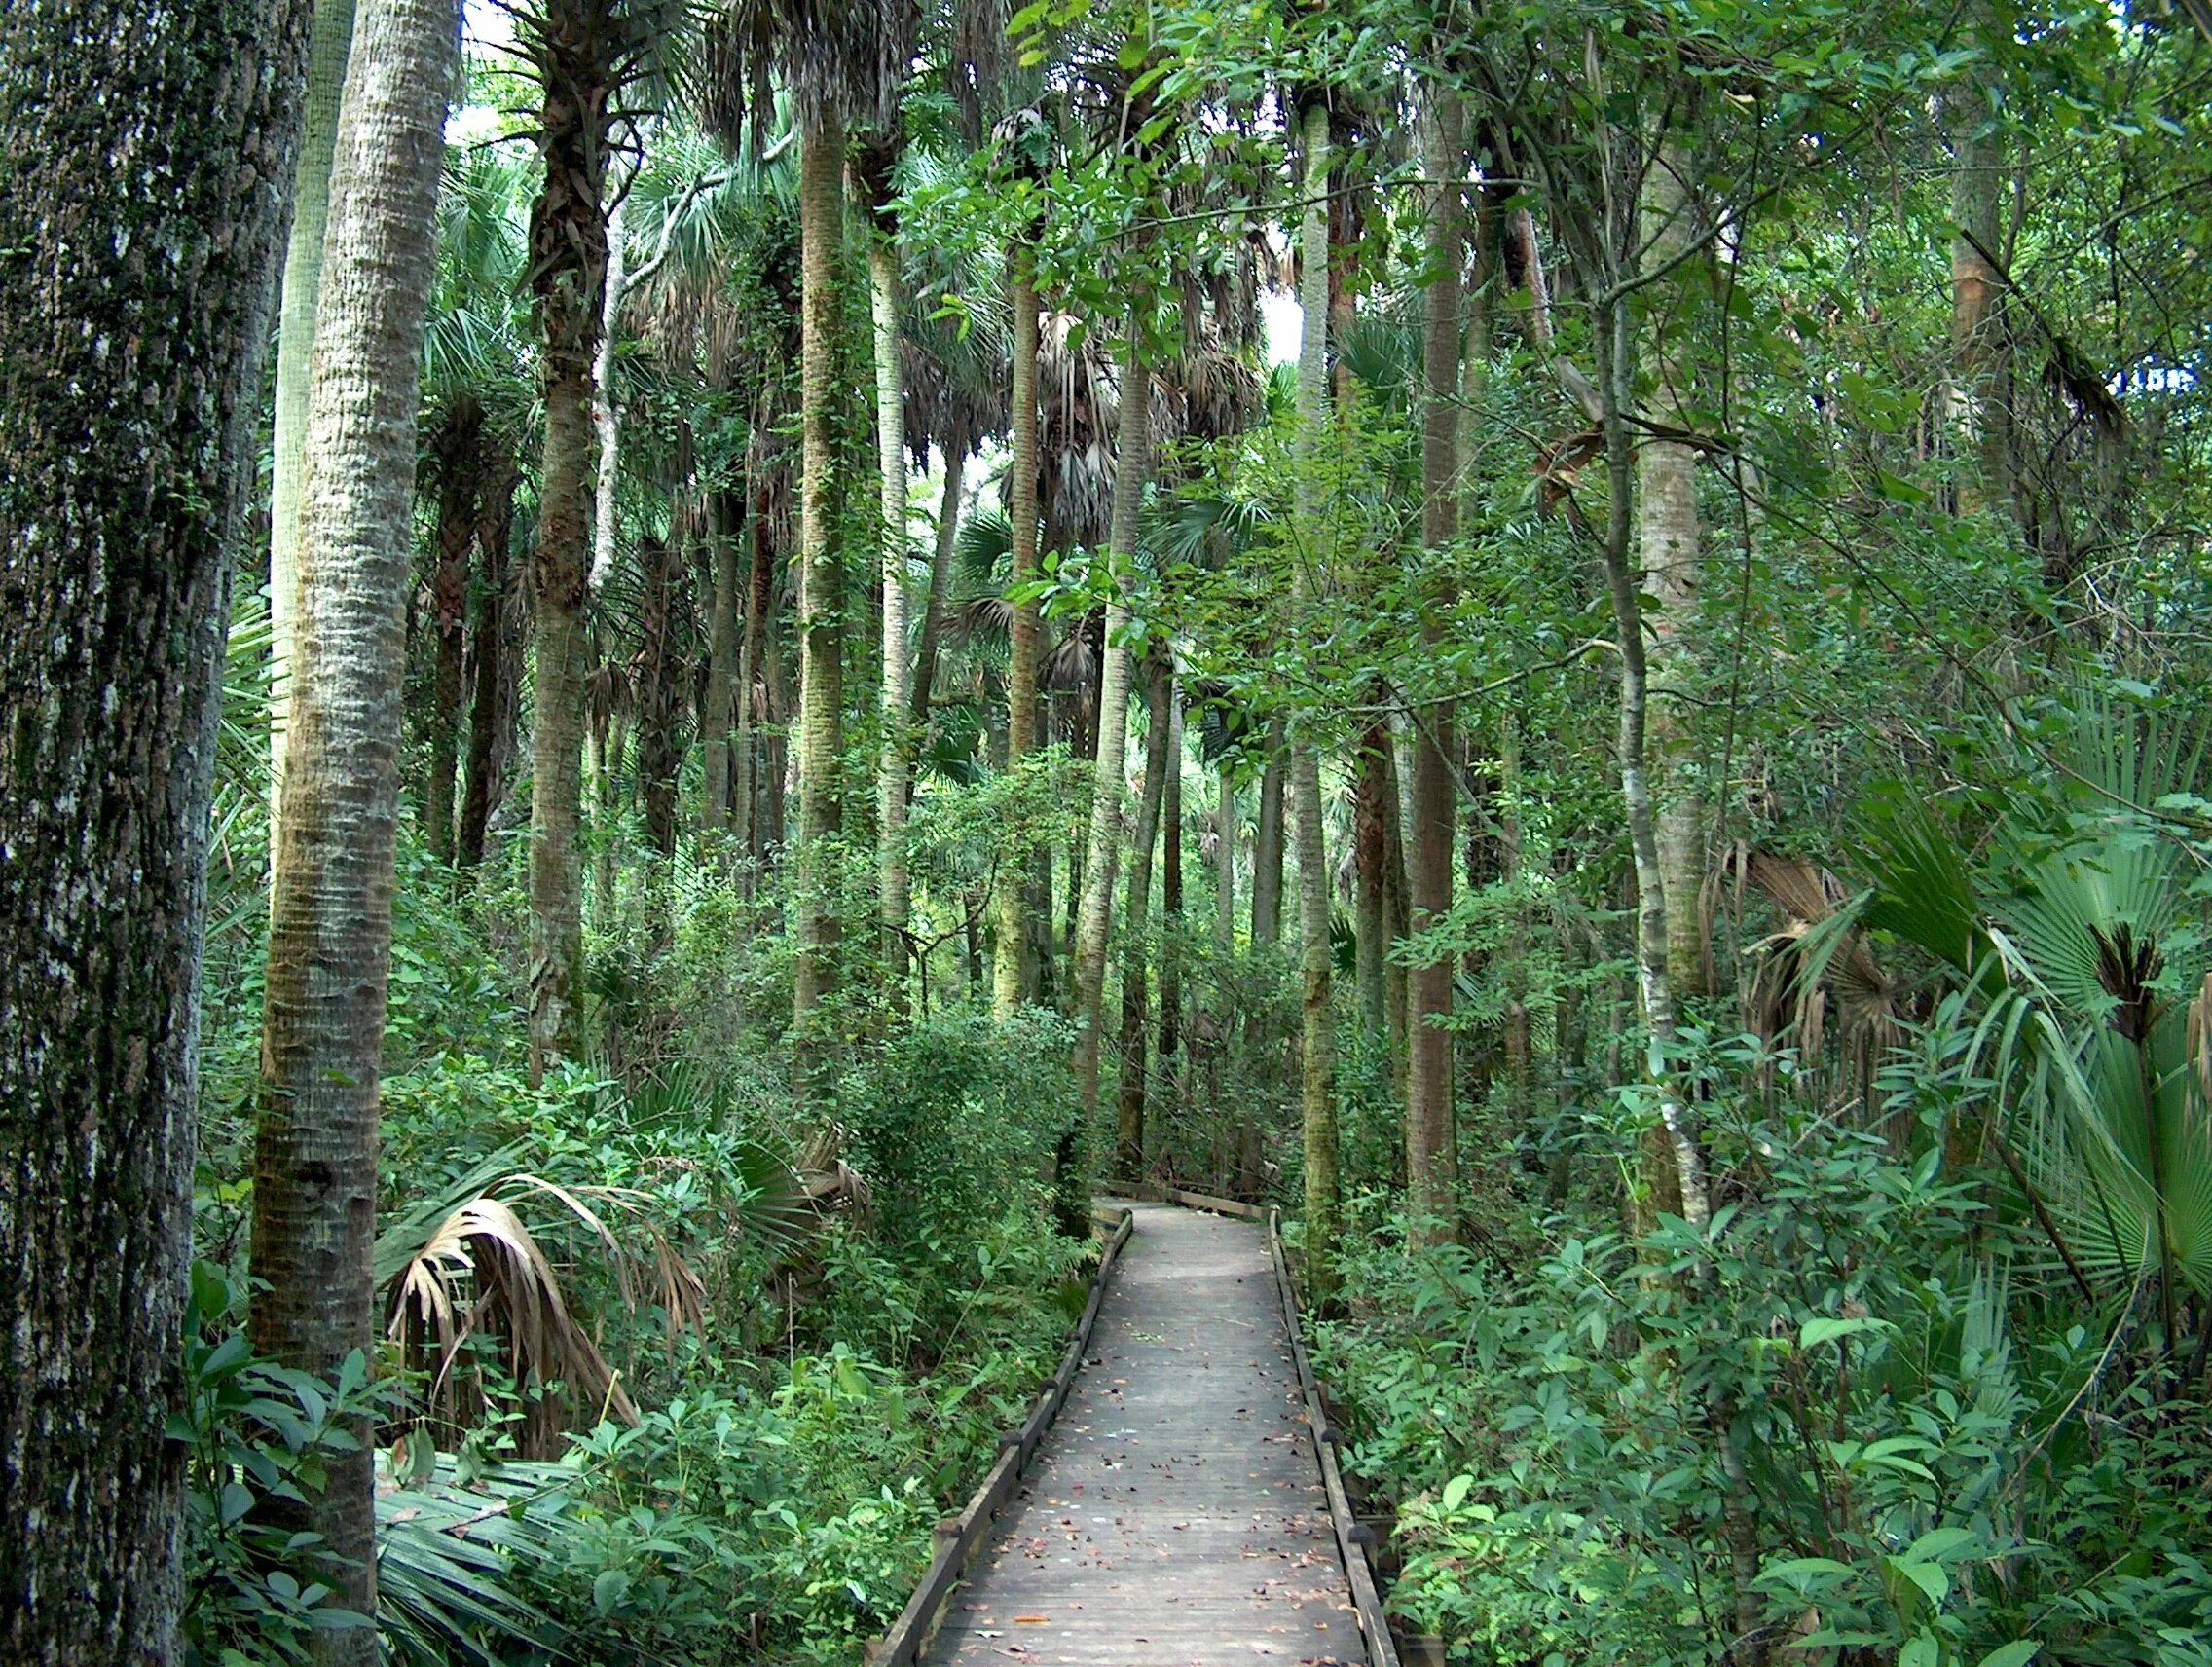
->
[994,265,1043,1018]
[1292,100,1340,1283]
[1115,651,1173,1177]
[793,120,847,1090]
[525,0,614,1083]
[1406,87,1464,1244]
[872,231,912,1001]
[1072,332,1155,1123]
[0,0,305,1650]
[269,0,358,846]
[252,0,452,1647]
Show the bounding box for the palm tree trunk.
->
[1251,722,1286,945]
[252,0,451,1646]
[524,0,613,1083]
[793,119,847,1089]
[872,234,913,1001]
[459,461,516,870]
[0,0,305,1650]
[701,484,739,831]
[425,410,480,863]
[1292,99,1340,1279]
[1407,86,1464,1245]
[1115,651,1173,1176]
[995,265,1043,1017]
[269,0,358,849]
[912,447,966,723]
[1072,332,1155,1123]
[1639,142,1710,1000]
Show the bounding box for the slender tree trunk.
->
[1251,722,1286,945]
[995,266,1043,1018]
[1215,761,1237,957]
[0,0,306,1649]
[459,463,516,871]
[525,0,613,1083]
[793,120,847,1089]
[252,0,451,1648]
[1116,651,1173,1176]
[425,407,481,862]
[872,233,913,1001]
[912,447,966,723]
[1383,730,1411,1079]
[1072,333,1155,1123]
[590,164,631,592]
[1407,87,1464,1244]
[1159,690,1185,1082]
[1353,720,1391,1035]
[1293,100,1340,1281]
[269,0,358,847]
[735,484,774,875]
[702,485,743,832]
[637,534,681,856]
[1639,142,1710,1000]
[1499,714,1532,1129]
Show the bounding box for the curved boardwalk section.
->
[922,1202,1364,1666]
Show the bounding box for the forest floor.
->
[922,1202,1364,1666]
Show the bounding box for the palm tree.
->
[0,0,305,1652]
[252,0,456,1646]
[269,0,360,849]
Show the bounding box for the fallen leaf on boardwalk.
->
[1014,1614,1050,1624]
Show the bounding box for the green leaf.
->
[1799,1315,1886,1348]
[593,1569,630,1614]
[1978,1645,2041,1667]
[1440,1474,1472,1512]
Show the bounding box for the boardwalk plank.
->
[921,1204,1366,1667]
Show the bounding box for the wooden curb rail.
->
[866,1204,1135,1666]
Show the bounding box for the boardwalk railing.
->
[865,1204,1135,1667]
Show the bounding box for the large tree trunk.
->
[269,0,358,846]
[994,267,1043,1017]
[1639,142,1710,1001]
[1406,87,1464,1244]
[1115,651,1173,1177]
[1293,100,1340,1281]
[793,120,847,1090]
[871,229,913,1000]
[425,403,482,863]
[1250,722,1286,946]
[525,0,614,1083]
[636,533,681,856]
[701,484,743,833]
[0,0,306,1650]
[252,0,450,1649]
[459,463,517,870]
[1072,334,1155,1123]
[912,447,966,723]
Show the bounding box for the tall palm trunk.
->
[1639,142,1709,1000]
[1072,332,1155,1122]
[912,447,966,722]
[525,0,614,1083]
[702,483,743,832]
[0,0,306,1649]
[1406,87,1464,1244]
[793,120,847,1087]
[994,266,1043,1017]
[1115,651,1173,1176]
[1293,100,1340,1279]
[872,228,913,999]
[459,461,516,870]
[269,0,358,844]
[252,0,452,1645]
[425,405,482,862]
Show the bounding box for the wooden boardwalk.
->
[921,1202,1367,1666]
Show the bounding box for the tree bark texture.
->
[1159,691,1186,1079]
[525,0,614,1082]
[1407,87,1464,1244]
[1353,720,1392,1035]
[270,0,359,845]
[1072,332,1155,1123]
[251,0,453,1642]
[0,0,308,1653]
[1115,651,1173,1177]
[994,268,1043,1018]
[793,121,847,1087]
